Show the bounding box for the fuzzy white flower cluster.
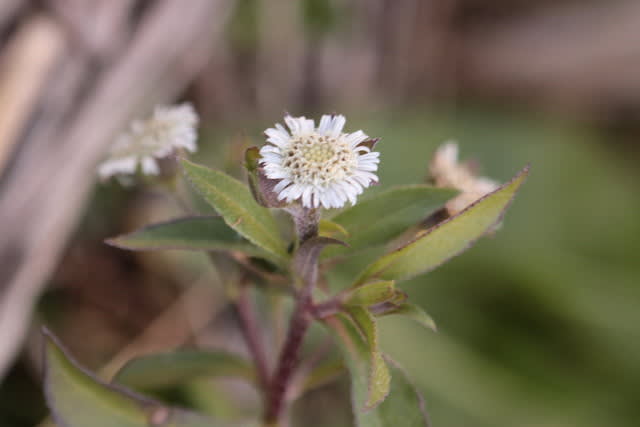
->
[430,141,499,214]
[98,103,198,180]
[259,114,380,209]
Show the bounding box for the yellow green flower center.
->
[282,133,356,185]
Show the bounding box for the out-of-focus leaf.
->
[326,185,457,257]
[106,216,264,257]
[114,350,256,390]
[347,307,390,409]
[42,329,224,427]
[354,166,529,286]
[381,303,437,332]
[326,316,429,426]
[345,281,396,307]
[299,360,345,395]
[181,159,289,261]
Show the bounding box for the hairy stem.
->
[264,206,320,425]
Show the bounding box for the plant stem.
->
[264,293,312,424]
[264,206,320,425]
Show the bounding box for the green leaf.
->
[318,219,350,239]
[114,350,256,390]
[377,358,430,426]
[42,328,224,427]
[181,159,289,261]
[381,303,437,332]
[346,307,391,409]
[106,216,264,257]
[326,185,457,256]
[345,281,396,307]
[354,166,529,285]
[326,316,430,426]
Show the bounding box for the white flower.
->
[259,114,380,209]
[430,141,499,214]
[98,103,199,180]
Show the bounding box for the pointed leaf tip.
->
[354,165,529,285]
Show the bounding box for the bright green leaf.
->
[354,166,529,286]
[181,159,289,261]
[382,303,437,332]
[345,281,396,307]
[106,216,264,257]
[347,307,391,409]
[326,316,429,427]
[114,350,256,390]
[326,185,456,257]
[42,329,224,427]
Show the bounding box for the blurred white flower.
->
[98,103,198,180]
[430,141,499,215]
[259,114,380,209]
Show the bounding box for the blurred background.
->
[0,0,639,426]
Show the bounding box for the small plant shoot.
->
[43,109,528,426]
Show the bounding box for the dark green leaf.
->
[42,328,224,427]
[181,159,289,261]
[106,216,264,257]
[354,166,529,285]
[326,185,457,257]
[114,350,256,390]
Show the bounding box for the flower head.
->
[98,103,198,180]
[430,141,499,215]
[259,114,380,209]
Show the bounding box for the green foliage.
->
[42,329,223,427]
[354,166,529,286]
[345,307,390,409]
[181,159,289,262]
[327,316,430,426]
[114,350,256,390]
[326,186,456,257]
[381,303,437,333]
[345,281,397,307]
[106,216,264,257]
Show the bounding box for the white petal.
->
[328,115,346,137]
[318,115,332,134]
[141,157,159,175]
